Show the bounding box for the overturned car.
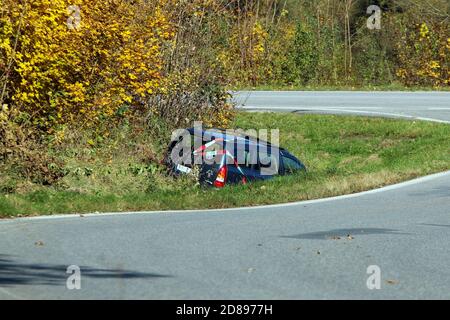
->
[165,126,306,188]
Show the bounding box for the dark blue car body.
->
[167,128,306,187]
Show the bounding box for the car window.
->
[256,153,279,176]
[283,156,302,173]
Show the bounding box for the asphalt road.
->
[234,91,450,122]
[1,91,449,300]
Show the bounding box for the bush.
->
[148,0,235,134]
[0,0,174,128]
[394,21,449,87]
[0,106,66,185]
[285,22,319,85]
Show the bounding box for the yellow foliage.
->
[419,23,430,39]
[218,17,270,85]
[396,22,449,87]
[0,0,175,127]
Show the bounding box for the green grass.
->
[1,112,449,217]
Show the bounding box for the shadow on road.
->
[280,228,409,240]
[0,254,171,287]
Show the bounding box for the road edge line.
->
[2,170,449,222]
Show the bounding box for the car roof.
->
[187,128,283,150]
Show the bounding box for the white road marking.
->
[317,108,450,124]
[238,106,450,124]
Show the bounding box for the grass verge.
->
[1,112,449,217]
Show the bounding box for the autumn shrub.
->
[0,106,65,187]
[0,0,174,128]
[0,0,236,188]
[219,20,269,85]
[352,17,394,86]
[218,0,449,89]
[394,20,449,87]
[147,0,235,136]
[284,22,319,85]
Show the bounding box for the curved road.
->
[1,91,449,300]
[234,91,450,122]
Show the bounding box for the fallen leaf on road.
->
[34,241,44,247]
[386,280,399,285]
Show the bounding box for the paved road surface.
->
[234,91,450,122]
[1,91,449,299]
